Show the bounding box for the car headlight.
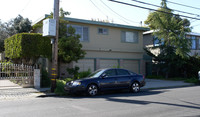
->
[72,81,81,86]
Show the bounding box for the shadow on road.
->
[105,97,200,110]
[37,88,200,111]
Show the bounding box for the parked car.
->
[64,68,145,96]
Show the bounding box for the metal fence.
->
[0,63,34,87]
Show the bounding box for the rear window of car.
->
[116,69,130,76]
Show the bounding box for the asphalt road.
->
[0,86,200,117]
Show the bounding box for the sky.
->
[0,0,200,33]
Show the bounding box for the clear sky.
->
[0,0,200,33]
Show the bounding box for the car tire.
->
[87,84,98,96]
[131,82,140,93]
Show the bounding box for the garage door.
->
[123,60,139,73]
[100,59,118,69]
[73,59,94,72]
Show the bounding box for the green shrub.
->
[66,66,80,79]
[78,69,91,79]
[54,80,67,96]
[64,78,74,83]
[4,33,51,63]
[41,69,51,88]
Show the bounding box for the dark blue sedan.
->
[64,68,145,96]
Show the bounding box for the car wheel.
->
[131,82,140,93]
[87,84,98,96]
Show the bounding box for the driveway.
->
[142,79,194,89]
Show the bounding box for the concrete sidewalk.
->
[0,80,50,100]
[142,79,194,89]
[0,80,22,89]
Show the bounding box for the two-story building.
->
[143,31,200,56]
[143,31,200,76]
[33,15,149,77]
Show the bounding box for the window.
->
[198,37,200,49]
[121,31,138,43]
[98,28,108,35]
[103,69,116,77]
[117,69,130,76]
[153,36,164,46]
[191,36,196,49]
[70,25,89,42]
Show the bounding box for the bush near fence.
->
[4,33,51,61]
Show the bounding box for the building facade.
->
[33,16,149,77]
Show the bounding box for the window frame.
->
[98,27,108,35]
[121,31,138,43]
[68,25,89,42]
[191,36,196,50]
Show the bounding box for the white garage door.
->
[100,59,118,69]
[123,60,139,73]
[73,59,94,72]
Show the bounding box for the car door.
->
[99,69,118,90]
[116,69,131,89]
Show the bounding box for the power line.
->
[167,0,200,11]
[20,0,32,14]
[92,0,130,24]
[131,0,200,17]
[90,0,135,24]
[100,0,140,24]
[108,0,200,20]
[89,0,108,17]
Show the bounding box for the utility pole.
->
[51,0,59,92]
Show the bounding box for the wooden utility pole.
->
[51,0,59,92]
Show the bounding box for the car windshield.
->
[88,69,106,78]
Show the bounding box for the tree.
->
[145,0,191,58]
[0,15,32,52]
[144,0,191,78]
[12,15,32,33]
[58,26,85,63]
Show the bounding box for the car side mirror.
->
[101,73,107,79]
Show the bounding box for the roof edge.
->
[32,14,149,31]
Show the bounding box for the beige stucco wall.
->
[69,22,144,54]
[85,50,143,59]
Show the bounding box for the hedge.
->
[4,33,51,59]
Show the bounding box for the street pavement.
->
[0,85,200,117]
[0,79,195,100]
